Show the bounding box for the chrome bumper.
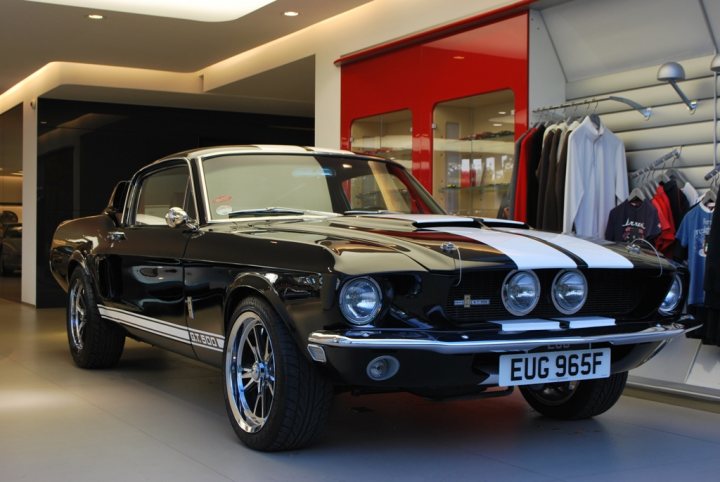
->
[308,317,698,355]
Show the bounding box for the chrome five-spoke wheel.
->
[226,311,276,433]
[223,297,332,451]
[68,277,87,351]
[65,269,125,368]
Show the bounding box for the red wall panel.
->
[340,13,529,192]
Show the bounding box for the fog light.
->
[366,355,400,381]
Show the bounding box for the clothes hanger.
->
[627,186,646,206]
[663,148,688,185]
[702,176,719,206]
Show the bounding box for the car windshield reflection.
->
[200,154,444,221]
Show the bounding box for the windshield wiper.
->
[227,207,336,218]
[344,209,400,215]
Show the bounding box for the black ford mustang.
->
[49,145,697,451]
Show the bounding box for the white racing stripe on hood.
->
[362,213,475,225]
[497,229,633,269]
[427,227,577,270]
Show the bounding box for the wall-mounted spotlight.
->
[657,62,697,113]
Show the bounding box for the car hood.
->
[232,214,673,274]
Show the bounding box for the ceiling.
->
[0,0,371,97]
[1,0,718,117]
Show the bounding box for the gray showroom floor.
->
[2,296,720,482]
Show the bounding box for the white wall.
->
[22,100,37,305]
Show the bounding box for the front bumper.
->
[309,318,697,354]
[307,316,699,389]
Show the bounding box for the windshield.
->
[201,154,445,221]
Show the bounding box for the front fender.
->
[224,272,295,334]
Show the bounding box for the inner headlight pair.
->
[502,270,588,316]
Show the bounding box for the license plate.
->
[499,348,611,386]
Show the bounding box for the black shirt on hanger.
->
[604,198,661,243]
[535,128,557,229]
[524,125,545,228]
[662,179,690,229]
[704,199,720,309]
[541,129,562,232]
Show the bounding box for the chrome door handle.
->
[107,231,126,242]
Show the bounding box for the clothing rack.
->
[533,95,652,120]
[630,148,681,179]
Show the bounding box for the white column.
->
[21,99,37,305]
[314,53,341,149]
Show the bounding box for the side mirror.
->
[165,207,189,228]
[105,180,130,226]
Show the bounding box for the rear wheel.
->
[520,372,628,419]
[67,269,125,368]
[223,296,333,451]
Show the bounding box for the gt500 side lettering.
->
[190,332,220,348]
[499,348,610,386]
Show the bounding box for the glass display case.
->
[432,90,514,217]
[350,110,412,171]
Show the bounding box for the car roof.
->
[151,145,378,165]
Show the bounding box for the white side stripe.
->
[497,229,633,269]
[98,305,225,352]
[427,227,577,270]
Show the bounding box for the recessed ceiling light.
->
[498,111,507,115]
[24,0,275,22]
[283,11,299,17]
[493,123,503,127]
[87,13,103,19]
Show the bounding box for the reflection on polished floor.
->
[2,298,720,482]
[0,272,21,303]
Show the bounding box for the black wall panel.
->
[37,99,313,307]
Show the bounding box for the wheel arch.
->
[65,252,89,290]
[223,273,294,336]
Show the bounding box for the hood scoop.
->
[354,213,481,229]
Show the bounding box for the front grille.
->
[445,269,655,324]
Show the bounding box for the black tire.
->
[223,296,333,451]
[67,268,125,368]
[520,372,628,419]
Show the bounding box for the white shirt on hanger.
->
[563,116,628,238]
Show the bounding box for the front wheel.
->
[520,372,628,419]
[223,297,333,451]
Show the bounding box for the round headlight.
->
[552,270,588,315]
[659,274,683,314]
[502,271,540,316]
[339,277,382,325]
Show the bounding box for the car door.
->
[94,160,198,357]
